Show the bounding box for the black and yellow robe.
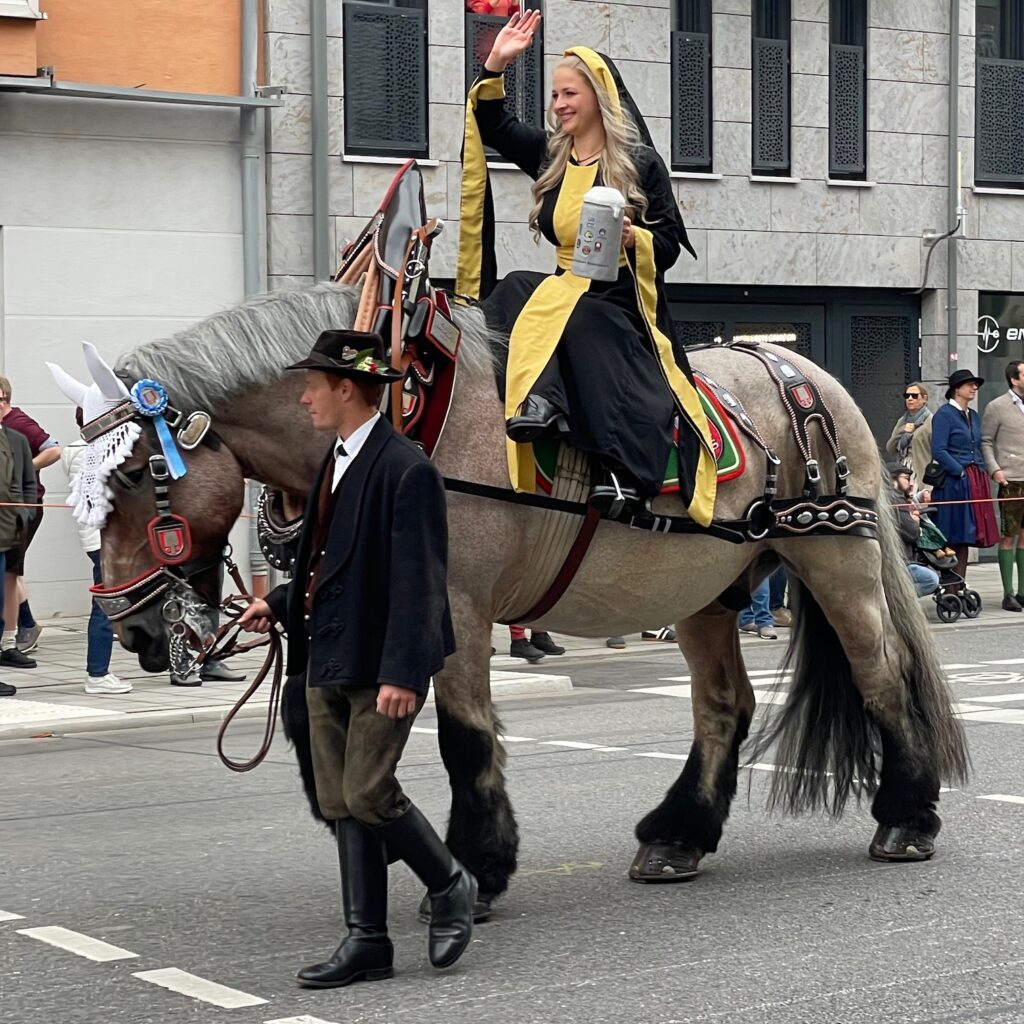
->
[457,48,717,526]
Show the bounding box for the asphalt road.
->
[3,622,1024,1024]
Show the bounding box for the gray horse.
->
[93,281,967,910]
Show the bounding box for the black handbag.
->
[922,460,948,489]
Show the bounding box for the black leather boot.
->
[506,395,570,444]
[296,818,394,988]
[374,805,477,970]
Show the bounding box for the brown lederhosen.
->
[303,458,423,823]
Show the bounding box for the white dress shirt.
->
[332,412,380,491]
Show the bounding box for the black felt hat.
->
[944,368,984,399]
[285,329,403,381]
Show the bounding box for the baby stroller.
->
[914,512,982,623]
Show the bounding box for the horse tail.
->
[756,468,968,816]
[280,673,329,827]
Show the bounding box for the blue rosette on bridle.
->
[130,379,188,479]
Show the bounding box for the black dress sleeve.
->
[472,69,548,180]
[636,148,684,273]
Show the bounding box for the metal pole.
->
[310,0,331,280]
[946,0,960,373]
[241,0,268,594]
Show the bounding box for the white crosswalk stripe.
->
[17,926,138,962]
[0,910,25,922]
[133,968,267,1008]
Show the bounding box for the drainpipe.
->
[310,0,331,279]
[241,0,268,595]
[946,0,960,374]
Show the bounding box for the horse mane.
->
[117,282,499,409]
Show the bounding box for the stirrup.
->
[590,473,641,521]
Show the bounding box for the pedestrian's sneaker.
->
[738,622,759,635]
[641,627,677,642]
[170,670,202,687]
[16,624,42,653]
[85,673,133,694]
[200,659,247,683]
[771,607,793,627]
[757,626,778,640]
[0,681,16,697]
[605,636,627,649]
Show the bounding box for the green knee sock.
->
[1016,547,1024,596]
[999,548,1016,596]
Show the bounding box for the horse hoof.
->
[868,824,937,862]
[628,842,702,883]
[418,890,495,923]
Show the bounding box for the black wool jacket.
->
[265,416,456,695]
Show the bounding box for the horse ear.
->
[82,342,129,402]
[46,362,90,408]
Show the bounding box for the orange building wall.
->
[0,0,263,94]
[0,19,37,76]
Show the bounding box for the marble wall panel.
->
[329,157,354,218]
[268,91,312,154]
[495,221,555,278]
[957,238,1013,289]
[429,46,466,106]
[677,175,772,231]
[333,216,369,263]
[1012,243,1024,291]
[770,180,860,233]
[647,116,670,160]
[617,59,672,118]
[958,77,974,136]
[487,167,537,223]
[922,32,950,85]
[977,196,1024,242]
[920,288,946,337]
[447,162,463,224]
[869,81,947,135]
[328,0,342,38]
[266,32,311,96]
[868,131,925,184]
[790,20,828,77]
[267,0,308,35]
[869,0,949,34]
[430,219,459,279]
[431,103,467,162]
[713,67,752,123]
[608,3,662,62]
[269,213,314,275]
[958,34,976,87]
[546,0,612,54]
[713,13,750,70]
[349,161,448,219]
[429,1,465,50]
[792,0,828,21]
[920,331,949,383]
[267,153,312,215]
[959,0,975,35]
[957,288,979,336]
[605,0,668,7]
[920,133,971,187]
[791,73,828,129]
[707,229,817,284]
[664,228,708,283]
[868,29,926,83]
[713,119,751,175]
[859,184,947,236]
[790,125,829,180]
[328,36,343,98]
[816,233,924,288]
[711,0,747,13]
[269,274,315,291]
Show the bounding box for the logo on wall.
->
[978,315,1001,353]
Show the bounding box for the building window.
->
[976,0,1024,186]
[828,0,866,179]
[343,0,429,159]
[465,2,544,146]
[752,0,791,174]
[671,0,712,171]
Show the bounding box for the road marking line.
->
[957,708,1024,724]
[942,663,983,670]
[498,734,537,743]
[634,751,688,760]
[634,684,691,698]
[410,726,438,734]
[0,910,25,922]
[980,658,1024,665]
[133,968,267,1008]
[266,1016,339,1024]
[594,746,628,752]
[963,691,1024,704]
[950,702,989,714]
[542,740,608,750]
[17,926,138,962]
[978,794,1024,805]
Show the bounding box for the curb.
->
[0,671,574,742]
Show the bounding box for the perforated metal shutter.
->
[465,13,544,130]
[849,314,914,445]
[752,37,790,171]
[671,31,712,170]
[976,57,1024,185]
[343,2,428,157]
[829,43,865,176]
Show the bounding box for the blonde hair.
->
[528,56,649,242]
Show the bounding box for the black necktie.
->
[335,440,347,459]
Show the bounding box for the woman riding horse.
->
[459,11,717,524]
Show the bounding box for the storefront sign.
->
[978,293,1024,409]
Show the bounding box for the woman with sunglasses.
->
[886,381,933,489]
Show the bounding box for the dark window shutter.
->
[343,1,428,158]
[671,31,712,170]
[465,13,544,134]
[829,43,865,176]
[752,37,790,171]
[975,58,1024,185]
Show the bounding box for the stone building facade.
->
[263,0,1024,441]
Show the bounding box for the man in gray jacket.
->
[981,360,1024,611]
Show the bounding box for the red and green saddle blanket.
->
[535,375,746,495]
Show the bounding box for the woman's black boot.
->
[506,394,570,444]
[296,818,394,988]
[374,805,477,970]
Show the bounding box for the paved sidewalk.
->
[0,564,1010,740]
